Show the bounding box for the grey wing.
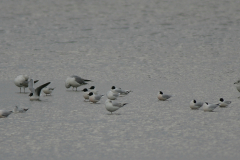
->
[28,79,35,93]
[196,102,203,107]
[21,80,29,87]
[225,101,231,105]
[2,111,12,117]
[209,104,218,109]
[74,76,87,85]
[113,92,120,97]
[162,94,171,99]
[35,82,51,96]
[95,95,103,100]
[112,102,122,107]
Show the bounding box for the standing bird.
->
[13,106,28,113]
[88,92,104,103]
[234,80,240,98]
[190,100,203,110]
[14,75,38,93]
[65,75,91,91]
[28,79,51,100]
[89,86,98,95]
[219,98,231,107]
[202,102,219,112]
[82,88,90,101]
[157,91,172,101]
[105,99,128,114]
[0,110,13,118]
[42,87,55,96]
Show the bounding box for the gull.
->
[190,100,203,110]
[14,75,38,93]
[105,99,128,114]
[82,88,90,101]
[88,92,104,103]
[89,86,98,95]
[13,106,28,113]
[65,75,91,91]
[202,102,219,112]
[107,90,120,100]
[219,98,231,107]
[42,87,55,96]
[28,79,51,100]
[157,91,172,101]
[0,110,13,118]
[111,86,132,96]
[234,80,240,98]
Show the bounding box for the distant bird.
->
[219,98,231,107]
[42,87,55,96]
[107,90,120,100]
[105,99,128,114]
[13,106,28,113]
[202,102,219,112]
[157,91,172,101]
[65,75,91,91]
[88,92,104,103]
[0,110,13,118]
[190,100,203,110]
[82,88,90,101]
[234,80,240,98]
[111,86,132,96]
[14,75,38,93]
[28,79,51,100]
[89,86,98,95]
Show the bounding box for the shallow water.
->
[1,0,240,159]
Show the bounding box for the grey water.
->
[1,0,240,159]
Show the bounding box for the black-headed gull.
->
[88,92,104,103]
[157,91,172,101]
[28,79,51,100]
[219,98,231,107]
[202,102,219,112]
[42,87,55,96]
[190,100,203,110]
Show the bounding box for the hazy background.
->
[1,0,240,160]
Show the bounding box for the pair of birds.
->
[82,86,131,114]
[0,106,29,118]
[14,75,54,97]
[190,98,231,112]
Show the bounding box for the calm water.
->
[1,0,240,160]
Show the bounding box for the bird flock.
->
[1,74,240,118]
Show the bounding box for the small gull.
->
[202,102,219,112]
[105,99,128,114]
[28,79,51,100]
[190,100,203,110]
[13,106,28,113]
[107,90,120,100]
[89,86,98,95]
[0,110,13,118]
[111,86,132,96]
[157,91,172,101]
[42,87,55,96]
[219,98,231,107]
[65,75,91,91]
[88,92,104,103]
[82,88,90,101]
[14,75,38,93]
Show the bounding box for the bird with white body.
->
[65,75,91,91]
[105,99,128,114]
[190,100,203,110]
[28,79,51,100]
